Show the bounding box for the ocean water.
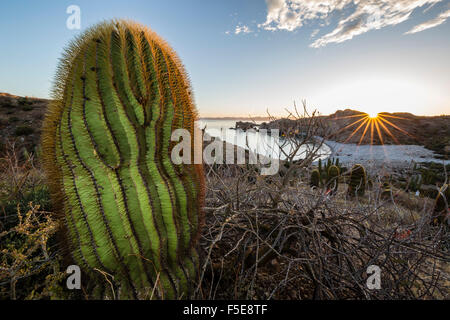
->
[196,119,331,161]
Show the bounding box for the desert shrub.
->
[198,163,449,300]
[17,97,30,106]
[1,103,15,109]
[0,142,66,299]
[0,141,50,219]
[0,203,66,300]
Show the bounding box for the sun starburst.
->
[331,111,414,146]
[367,112,379,119]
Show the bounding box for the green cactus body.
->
[434,184,449,223]
[310,169,321,188]
[327,165,340,193]
[348,164,366,197]
[42,20,205,299]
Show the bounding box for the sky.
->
[0,0,449,117]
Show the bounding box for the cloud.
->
[405,8,450,34]
[259,0,446,47]
[235,24,252,34]
[310,28,320,38]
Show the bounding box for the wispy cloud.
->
[258,0,447,48]
[235,24,252,35]
[310,28,320,38]
[405,8,450,34]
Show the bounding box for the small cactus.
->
[408,175,422,192]
[347,164,366,197]
[310,169,321,188]
[327,165,340,194]
[317,158,342,185]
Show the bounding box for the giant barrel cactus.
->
[42,20,205,299]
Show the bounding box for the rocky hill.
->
[325,109,450,159]
[0,93,48,155]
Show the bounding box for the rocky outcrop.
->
[234,121,260,131]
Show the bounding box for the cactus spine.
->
[348,164,366,197]
[310,169,321,188]
[41,20,205,299]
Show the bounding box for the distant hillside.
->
[0,93,48,154]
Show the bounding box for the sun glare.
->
[332,111,412,146]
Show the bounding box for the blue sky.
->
[0,0,449,117]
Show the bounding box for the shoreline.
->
[199,120,448,172]
[321,139,449,171]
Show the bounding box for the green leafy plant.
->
[41,20,205,299]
